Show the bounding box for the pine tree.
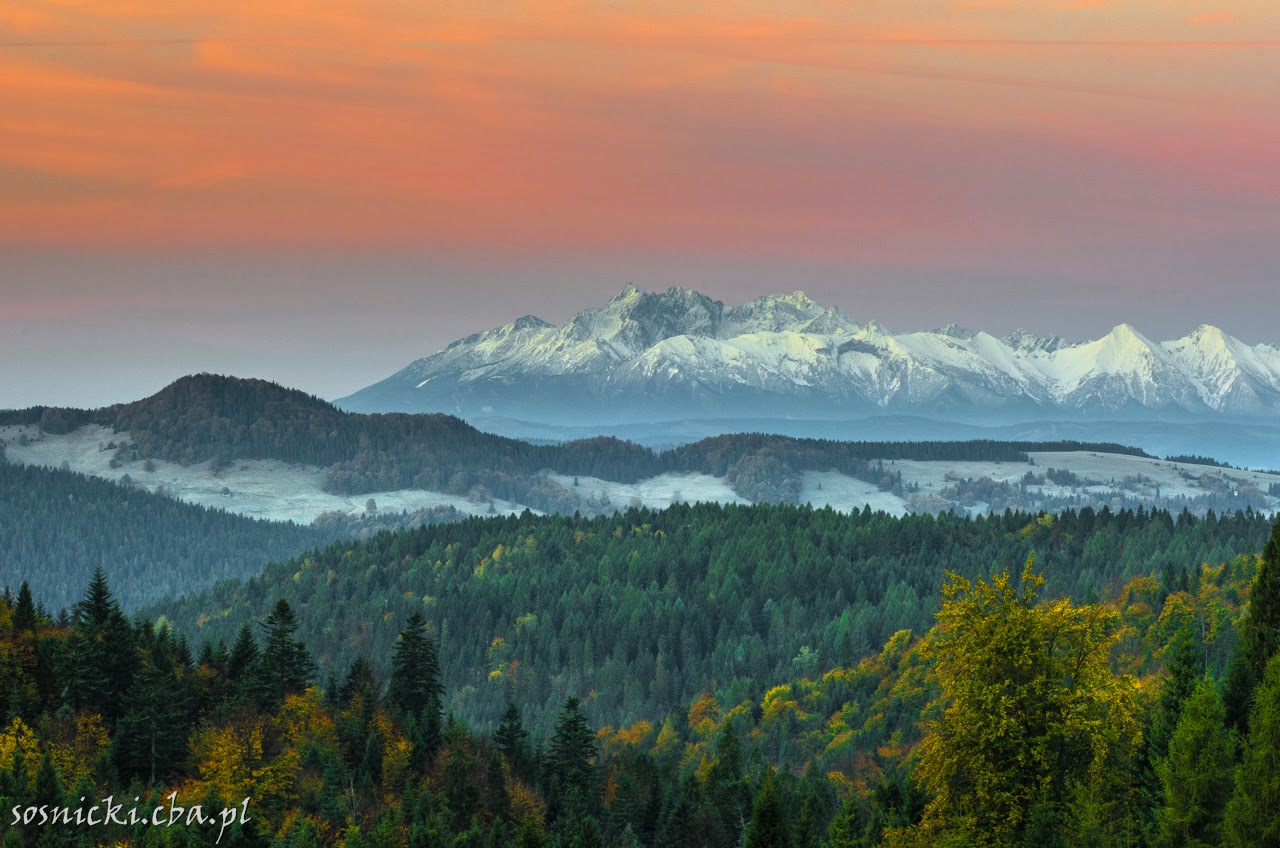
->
[1223,653,1280,848]
[744,769,791,848]
[1155,678,1235,848]
[254,598,316,707]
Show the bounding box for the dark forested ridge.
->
[3,519,1279,847]
[149,502,1271,735]
[2,373,1157,508]
[0,462,335,611]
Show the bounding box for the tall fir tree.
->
[65,570,137,725]
[73,566,115,632]
[253,598,316,707]
[495,702,530,777]
[12,582,36,633]
[115,657,188,784]
[1223,653,1280,848]
[388,613,444,761]
[227,623,259,681]
[547,696,597,815]
[1155,678,1235,848]
[1225,520,1280,733]
[744,769,791,848]
[707,720,750,843]
[828,793,867,848]
[1150,621,1203,761]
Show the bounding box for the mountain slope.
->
[337,286,1280,422]
[0,461,333,610]
[150,503,1275,733]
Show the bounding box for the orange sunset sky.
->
[1,1,1278,406]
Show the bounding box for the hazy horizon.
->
[2,1,1277,408]
[3,249,1279,410]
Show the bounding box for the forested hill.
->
[0,462,336,610]
[2,373,1154,507]
[6,525,1279,847]
[151,501,1272,735]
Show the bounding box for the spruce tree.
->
[1150,620,1203,760]
[486,746,512,826]
[227,623,259,680]
[339,655,378,706]
[66,572,136,725]
[115,658,188,784]
[388,613,444,760]
[1225,520,1280,732]
[388,613,443,715]
[794,797,820,848]
[495,702,530,776]
[254,598,316,707]
[1155,678,1235,848]
[32,750,62,811]
[73,566,115,632]
[707,720,750,843]
[828,793,867,848]
[12,582,36,633]
[744,769,791,848]
[547,697,597,812]
[1223,653,1280,847]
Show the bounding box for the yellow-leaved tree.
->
[894,558,1142,848]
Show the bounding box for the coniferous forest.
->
[2,503,1280,846]
[0,462,335,610]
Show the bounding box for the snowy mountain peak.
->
[724,290,829,335]
[510,315,552,331]
[858,319,894,338]
[337,288,1280,421]
[934,323,975,340]
[797,306,859,336]
[1003,329,1066,355]
[1106,323,1150,346]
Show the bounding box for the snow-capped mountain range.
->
[337,286,1280,423]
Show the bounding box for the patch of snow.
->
[798,472,907,516]
[545,472,748,509]
[1,425,529,524]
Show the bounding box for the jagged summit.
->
[1003,329,1066,355]
[335,288,1280,422]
